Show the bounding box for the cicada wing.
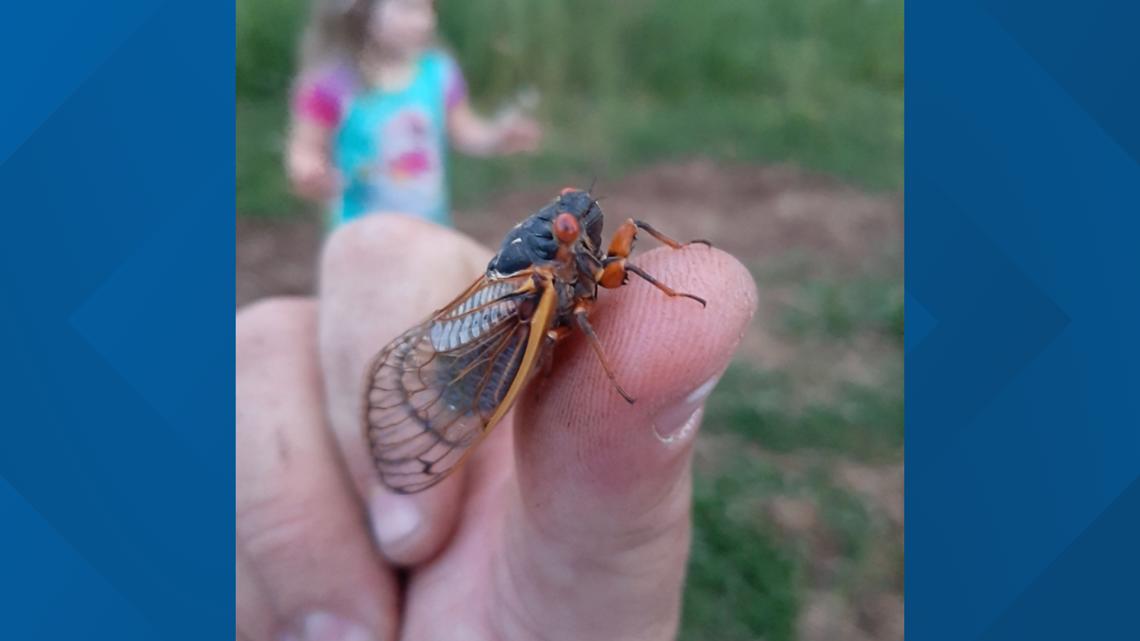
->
[364,273,554,494]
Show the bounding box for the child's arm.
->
[440,53,541,157]
[447,98,542,157]
[286,119,340,202]
[285,68,348,202]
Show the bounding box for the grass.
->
[680,262,903,638]
[236,0,903,216]
[684,462,800,641]
[705,361,903,464]
[236,98,290,216]
[782,277,905,342]
[684,358,903,640]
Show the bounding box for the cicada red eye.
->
[553,212,580,243]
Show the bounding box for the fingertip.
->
[514,244,756,503]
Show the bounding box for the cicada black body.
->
[364,187,708,493]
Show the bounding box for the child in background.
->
[287,0,542,227]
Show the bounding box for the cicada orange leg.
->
[631,219,711,251]
[599,218,709,307]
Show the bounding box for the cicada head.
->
[557,187,604,253]
[488,187,605,276]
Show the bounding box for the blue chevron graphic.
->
[0,1,163,166]
[986,0,1140,168]
[978,477,1140,641]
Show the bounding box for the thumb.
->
[502,245,757,640]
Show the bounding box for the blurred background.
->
[237,1,903,639]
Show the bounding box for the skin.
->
[236,213,758,640]
[286,0,542,203]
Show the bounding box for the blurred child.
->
[287,0,542,227]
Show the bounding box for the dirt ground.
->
[236,159,904,640]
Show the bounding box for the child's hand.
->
[448,101,543,157]
[287,145,342,202]
[494,113,543,154]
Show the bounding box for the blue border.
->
[1,3,234,638]
[4,1,1139,638]
[907,1,1140,639]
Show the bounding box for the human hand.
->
[493,113,543,154]
[287,145,342,202]
[236,213,756,641]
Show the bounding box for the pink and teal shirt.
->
[293,49,467,226]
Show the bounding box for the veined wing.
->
[364,272,555,493]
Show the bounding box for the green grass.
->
[681,424,898,640]
[704,361,903,463]
[782,277,905,342]
[236,0,903,216]
[237,98,291,215]
[683,462,800,641]
[683,266,902,637]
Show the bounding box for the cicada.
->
[364,187,708,493]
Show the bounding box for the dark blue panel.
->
[908,1,1140,640]
[0,3,234,639]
